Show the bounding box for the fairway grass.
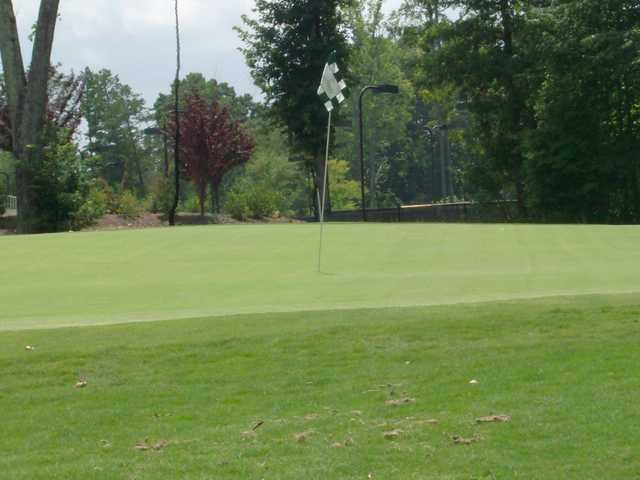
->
[1,294,639,479]
[2,223,640,330]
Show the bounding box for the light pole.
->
[424,126,436,203]
[425,124,449,202]
[436,124,449,200]
[359,84,399,221]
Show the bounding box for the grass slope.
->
[1,294,639,479]
[2,223,640,330]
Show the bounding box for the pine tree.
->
[237,0,352,216]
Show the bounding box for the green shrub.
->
[33,141,91,232]
[225,182,282,220]
[87,179,121,214]
[327,159,360,210]
[224,129,308,218]
[116,191,144,219]
[72,183,109,228]
[225,190,251,220]
[181,194,203,214]
[150,176,174,215]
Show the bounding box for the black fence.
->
[301,201,519,223]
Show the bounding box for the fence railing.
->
[300,201,519,224]
[5,195,17,211]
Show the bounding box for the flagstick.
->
[318,109,332,272]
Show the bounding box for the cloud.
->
[7,0,403,108]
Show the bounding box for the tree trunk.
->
[0,0,26,142]
[0,0,61,233]
[169,0,181,227]
[439,128,447,200]
[309,165,320,219]
[125,117,146,195]
[211,183,221,214]
[500,0,528,219]
[163,127,169,178]
[513,161,528,219]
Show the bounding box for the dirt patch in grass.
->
[85,213,304,232]
[452,435,480,445]
[385,397,416,406]
[134,439,170,452]
[476,414,511,424]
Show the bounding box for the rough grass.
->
[2,294,640,479]
[2,223,640,330]
[2,224,640,478]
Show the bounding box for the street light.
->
[424,126,436,203]
[434,124,449,201]
[424,124,449,203]
[359,84,400,221]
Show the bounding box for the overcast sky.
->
[9,0,404,106]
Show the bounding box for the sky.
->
[9,0,404,106]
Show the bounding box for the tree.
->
[171,94,254,216]
[388,0,640,221]
[336,0,416,208]
[226,114,310,219]
[418,1,550,215]
[0,0,62,233]
[327,159,360,209]
[154,73,256,124]
[525,0,640,222]
[32,136,90,232]
[237,0,352,217]
[170,0,181,226]
[0,76,9,152]
[152,72,257,185]
[1,67,84,153]
[392,0,468,204]
[81,68,149,193]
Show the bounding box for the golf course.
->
[2,223,640,479]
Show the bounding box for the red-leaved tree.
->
[170,94,254,216]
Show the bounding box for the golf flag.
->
[317,52,348,112]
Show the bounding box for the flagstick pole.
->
[318,109,332,272]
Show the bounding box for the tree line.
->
[1,0,638,233]
[240,0,640,222]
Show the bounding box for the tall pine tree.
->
[237,0,352,216]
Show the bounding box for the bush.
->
[225,190,251,220]
[83,179,121,214]
[150,176,174,215]
[72,183,109,228]
[71,181,145,227]
[33,141,90,232]
[327,159,360,210]
[116,191,144,219]
[224,143,306,220]
[225,182,282,220]
[181,194,203,214]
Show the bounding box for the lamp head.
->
[371,84,399,94]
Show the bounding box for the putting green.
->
[1,223,639,331]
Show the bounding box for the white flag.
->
[317,52,348,112]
